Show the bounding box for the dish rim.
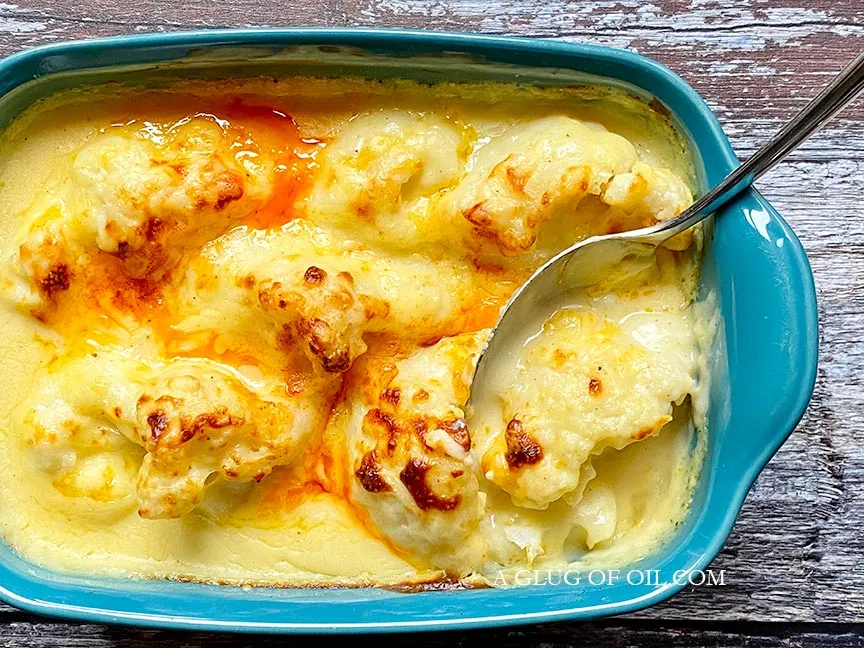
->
[0,27,819,633]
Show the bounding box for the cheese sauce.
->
[0,77,711,586]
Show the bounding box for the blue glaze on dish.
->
[0,29,818,633]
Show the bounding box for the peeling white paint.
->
[748,63,777,76]
[707,61,739,73]
[0,16,45,33]
[357,0,864,55]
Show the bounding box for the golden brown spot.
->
[239,275,256,290]
[113,406,123,418]
[275,323,295,351]
[505,165,530,195]
[413,389,430,403]
[143,217,164,242]
[39,263,71,298]
[304,266,326,284]
[607,220,626,235]
[632,425,656,441]
[463,201,492,227]
[380,387,401,406]
[589,377,603,397]
[553,349,568,367]
[62,420,81,436]
[451,470,464,478]
[212,170,245,210]
[504,418,543,469]
[353,200,374,222]
[420,335,443,348]
[284,371,306,395]
[355,451,391,493]
[399,458,461,512]
[109,274,162,313]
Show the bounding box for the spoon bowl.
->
[468,50,864,408]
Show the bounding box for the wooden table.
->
[0,1,862,645]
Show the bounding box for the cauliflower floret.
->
[21,352,146,506]
[175,221,497,375]
[134,356,334,518]
[339,333,487,575]
[258,265,389,373]
[471,263,697,510]
[11,116,273,317]
[439,116,693,256]
[20,348,336,519]
[304,111,467,247]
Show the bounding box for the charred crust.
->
[399,458,461,512]
[304,266,326,284]
[588,377,603,397]
[380,387,401,406]
[144,218,163,242]
[179,410,243,444]
[299,317,351,373]
[440,417,471,451]
[504,418,543,469]
[146,411,169,440]
[411,418,428,436]
[365,408,400,453]
[355,450,391,493]
[39,263,71,298]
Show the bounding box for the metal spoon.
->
[469,50,864,405]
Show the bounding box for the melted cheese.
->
[0,77,711,587]
[472,250,699,511]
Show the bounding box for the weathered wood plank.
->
[0,621,863,648]
[0,0,862,640]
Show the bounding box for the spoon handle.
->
[657,50,864,237]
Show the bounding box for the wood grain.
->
[0,0,863,643]
[0,621,863,648]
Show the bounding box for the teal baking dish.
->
[0,29,818,632]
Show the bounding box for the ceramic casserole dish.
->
[0,28,818,632]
